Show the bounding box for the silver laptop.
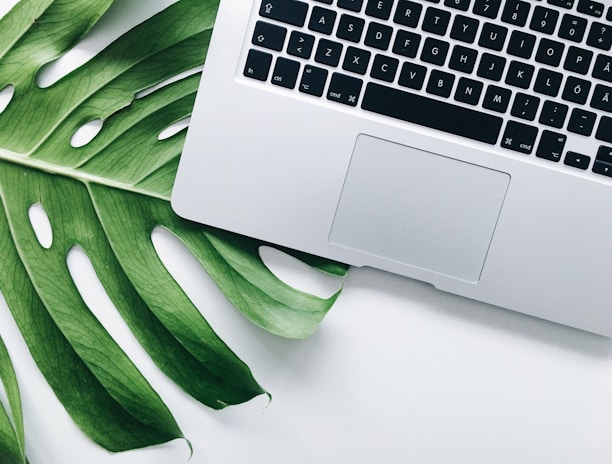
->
[172,0,612,336]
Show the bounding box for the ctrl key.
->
[244,49,273,81]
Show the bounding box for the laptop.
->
[172,0,612,336]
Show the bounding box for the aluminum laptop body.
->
[172,0,612,336]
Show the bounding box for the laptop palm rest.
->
[329,135,510,282]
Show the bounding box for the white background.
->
[1,1,612,463]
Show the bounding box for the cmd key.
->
[259,0,309,27]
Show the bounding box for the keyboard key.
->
[536,130,567,162]
[244,49,273,81]
[271,57,301,89]
[259,0,309,27]
[338,0,364,12]
[501,0,531,27]
[564,46,593,74]
[577,0,604,18]
[505,61,535,89]
[501,120,538,154]
[534,69,563,97]
[315,39,343,66]
[394,0,423,27]
[299,65,328,96]
[473,0,501,18]
[564,151,591,170]
[568,108,597,135]
[398,62,428,89]
[587,22,612,51]
[539,100,569,128]
[371,55,400,82]
[450,15,480,43]
[449,45,478,73]
[593,54,612,82]
[309,7,337,35]
[591,84,612,112]
[287,31,315,59]
[336,14,365,42]
[454,77,484,105]
[427,70,455,97]
[483,85,512,112]
[479,23,508,51]
[421,37,450,66]
[507,31,536,59]
[365,0,394,19]
[252,21,287,51]
[343,46,372,75]
[365,22,394,50]
[362,83,504,144]
[596,116,612,142]
[558,14,587,43]
[547,0,574,9]
[393,30,422,58]
[422,7,452,35]
[593,160,612,176]
[511,93,541,120]
[562,76,591,104]
[536,39,565,67]
[530,6,559,35]
[477,53,506,81]
[327,73,363,106]
[445,0,472,11]
[596,145,612,163]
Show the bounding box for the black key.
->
[608,6,612,21]
[287,31,316,59]
[587,22,612,51]
[562,76,591,104]
[536,130,567,162]
[568,108,597,135]
[596,145,612,163]
[529,6,559,35]
[479,23,508,51]
[365,22,394,50]
[444,0,472,11]
[534,69,563,97]
[362,83,504,144]
[398,62,428,89]
[343,46,371,75]
[394,0,423,27]
[454,78,484,105]
[421,38,450,66]
[338,0,364,11]
[536,39,565,67]
[547,0,574,9]
[501,121,538,154]
[422,7,452,35]
[449,45,478,73]
[315,39,344,67]
[271,57,301,89]
[539,101,569,128]
[252,21,287,51]
[507,31,536,59]
[596,116,612,142]
[473,0,501,18]
[427,70,455,97]
[317,0,333,4]
[259,0,309,27]
[564,151,591,170]
[511,93,541,120]
[591,84,612,112]
[371,54,400,82]
[558,14,587,43]
[577,0,605,18]
[593,160,612,176]
[327,73,363,106]
[299,65,328,96]
[483,85,512,112]
[244,49,273,81]
[564,47,593,75]
[477,53,506,81]
[309,7,337,35]
[505,61,535,89]
[393,30,422,58]
[365,0,394,19]
[593,54,612,82]
[337,14,365,42]
[501,0,531,26]
[450,15,480,43]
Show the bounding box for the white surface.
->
[1,1,612,463]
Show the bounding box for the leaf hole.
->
[0,85,15,114]
[70,119,103,148]
[259,246,342,298]
[135,67,202,100]
[158,117,190,141]
[28,203,53,249]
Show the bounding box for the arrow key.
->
[287,31,315,59]
[564,151,591,170]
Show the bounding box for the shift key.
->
[259,0,309,27]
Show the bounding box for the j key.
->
[365,0,395,19]
[587,22,612,50]
[501,120,538,154]
[362,83,504,144]
[529,6,559,35]
[287,31,315,59]
[536,130,566,162]
[473,0,501,18]
[252,21,287,51]
[564,151,591,170]
[591,84,612,112]
[547,0,574,8]
[593,54,612,82]
[568,108,597,135]
[394,0,423,27]
[299,65,328,97]
[596,116,612,143]
[562,76,591,104]
[271,58,301,89]
[539,100,569,128]
[259,0,309,27]
[477,53,506,81]
[244,49,273,81]
[501,0,531,27]
[558,15,587,42]
[577,0,604,17]
[338,0,364,12]
[327,73,363,106]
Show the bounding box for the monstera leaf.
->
[0,0,347,459]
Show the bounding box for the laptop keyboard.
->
[242,0,612,177]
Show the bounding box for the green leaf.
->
[0,0,347,454]
[0,338,25,464]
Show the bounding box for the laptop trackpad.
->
[329,135,510,282]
